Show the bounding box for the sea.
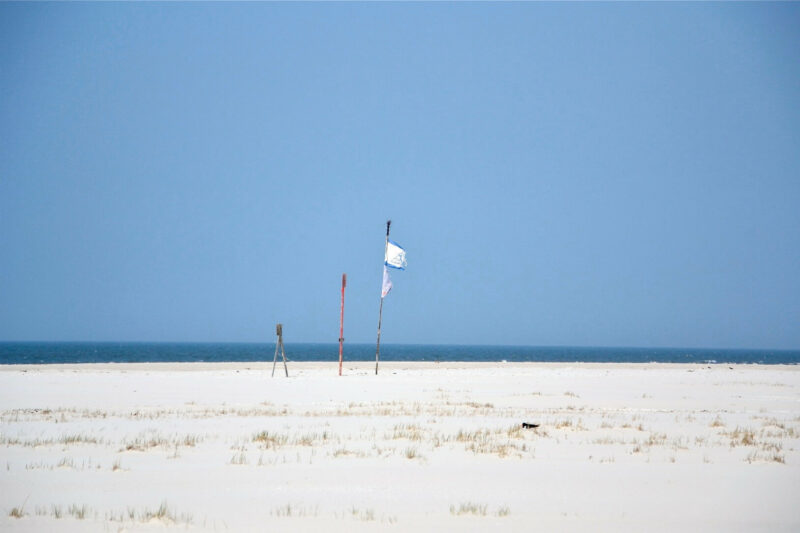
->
[0,342,798,365]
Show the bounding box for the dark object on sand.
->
[522,422,540,429]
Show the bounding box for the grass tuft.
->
[495,505,511,517]
[230,452,248,465]
[253,430,288,449]
[450,502,487,516]
[68,504,89,520]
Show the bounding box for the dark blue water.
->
[0,342,797,365]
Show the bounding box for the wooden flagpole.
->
[375,220,390,375]
[338,273,346,376]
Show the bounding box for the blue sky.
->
[1,3,798,348]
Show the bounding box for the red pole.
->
[338,273,346,376]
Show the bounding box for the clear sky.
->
[1,3,799,349]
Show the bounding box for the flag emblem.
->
[384,240,407,270]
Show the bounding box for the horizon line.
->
[1,340,798,353]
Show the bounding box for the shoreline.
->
[2,360,799,372]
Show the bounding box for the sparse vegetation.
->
[274,503,294,517]
[68,504,89,519]
[230,452,248,465]
[107,501,192,525]
[390,424,423,441]
[350,506,375,521]
[253,430,288,449]
[143,501,170,522]
[120,432,169,452]
[450,502,487,516]
[1,365,797,528]
[60,434,100,445]
[728,427,756,447]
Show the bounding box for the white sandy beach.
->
[1,361,798,532]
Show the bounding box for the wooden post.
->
[272,323,288,378]
[338,273,346,376]
[375,220,390,375]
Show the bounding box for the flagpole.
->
[375,220,390,375]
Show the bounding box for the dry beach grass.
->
[0,361,798,531]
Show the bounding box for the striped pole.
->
[338,273,346,376]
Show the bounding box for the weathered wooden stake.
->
[272,323,288,378]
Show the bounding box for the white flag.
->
[385,240,407,270]
[381,266,393,298]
